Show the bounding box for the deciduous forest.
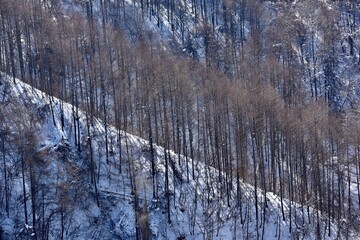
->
[0,0,360,239]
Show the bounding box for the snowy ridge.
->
[0,73,356,239]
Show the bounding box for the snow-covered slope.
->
[63,0,360,110]
[0,74,357,239]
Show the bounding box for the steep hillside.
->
[1,0,360,239]
[0,75,356,239]
[64,0,360,109]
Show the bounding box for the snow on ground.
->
[0,72,358,239]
